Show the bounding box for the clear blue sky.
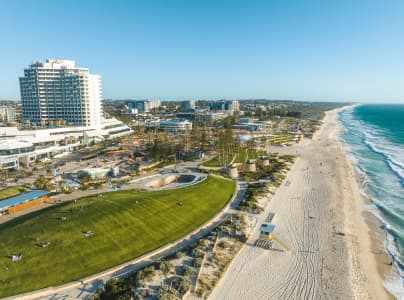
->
[1,0,404,102]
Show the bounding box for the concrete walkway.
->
[4,177,245,300]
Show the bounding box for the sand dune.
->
[209,108,392,300]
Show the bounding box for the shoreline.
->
[209,106,392,300]
[332,106,395,299]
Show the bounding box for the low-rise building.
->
[232,119,272,131]
[0,118,132,169]
[211,100,239,114]
[195,111,226,125]
[159,119,192,132]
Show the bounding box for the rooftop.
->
[259,223,276,233]
[0,139,33,151]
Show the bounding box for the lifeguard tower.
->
[257,223,290,251]
[259,223,276,240]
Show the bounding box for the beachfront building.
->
[232,118,272,131]
[0,118,132,169]
[19,59,103,129]
[0,59,134,170]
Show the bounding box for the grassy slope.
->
[0,176,235,297]
[202,148,267,167]
[0,186,30,201]
[202,152,234,167]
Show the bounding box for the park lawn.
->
[201,151,235,168]
[0,176,235,297]
[252,134,293,144]
[236,148,267,163]
[0,185,30,201]
[202,148,267,167]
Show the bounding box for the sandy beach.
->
[209,108,393,300]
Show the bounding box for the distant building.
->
[211,100,239,114]
[195,111,226,125]
[232,118,272,131]
[136,99,161,113]
[181,100,196,112]
[19,59,103,129]
[176,112,195,121]
[239,117,257,124]
[0,106,16,122]
[126,103,138,114]
[159,119,192,132]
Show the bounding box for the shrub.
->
[219,241,231,249]
[171,276,191,295]
[136,265,155,282]
[158,260,172,276]
[92,278,134,300]
[183,265,197,277]
[193,257,203,268]
[191,248,204,259]
[158,284,178,300]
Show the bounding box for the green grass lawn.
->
[252,134,293,144]
[0,176,235,297]
[202,148,267,168]
[235,148,266,163]
[202,152,234,167]
[0,185,30,201]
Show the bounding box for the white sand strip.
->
[209,108,392,300]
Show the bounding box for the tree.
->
[232,111,240,124]
[93,278,134,300]
[81,174,93,183]
[46,166,53,176]
[223,116,233,130]
[255,107,264,120]
[35,175,48,190]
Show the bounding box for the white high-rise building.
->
[136,99,161,113]
[19,59,103,129]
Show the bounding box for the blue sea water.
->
[339,104,404,297]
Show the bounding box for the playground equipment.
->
[258,223,290,251]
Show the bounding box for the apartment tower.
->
[19,59,103,128]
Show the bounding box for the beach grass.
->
[0,176,235,297]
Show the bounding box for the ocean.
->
[338,104,404,298]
